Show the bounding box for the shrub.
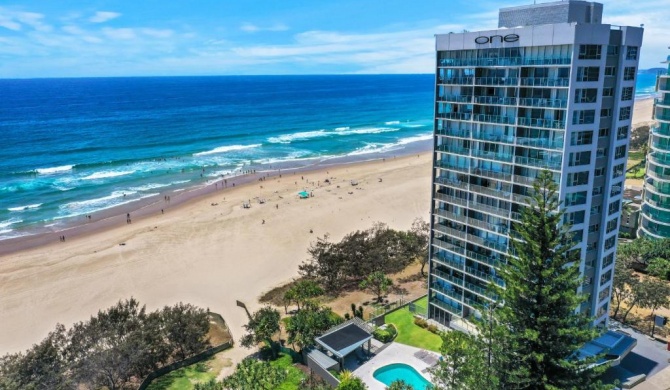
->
[373,324,398,343]
[414,317,428,328]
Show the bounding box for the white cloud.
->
[140,28,174,38]
[0,8,51,32]
[0,17,21,31]
[240,22,288,33]
[89,11,121,23]
[102,27,136,40]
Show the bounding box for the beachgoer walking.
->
[161,209,164,214]
[262,219,265,224]
[276,204,279,209]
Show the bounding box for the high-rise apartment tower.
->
[639,55,670,238]
[428,0,643,327]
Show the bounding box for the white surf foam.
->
[57,191,158,219]
[268,130,328,144]
[347,143,398,156]
[0,218,23,229]
[36,165,73,175]
[337,127,399,136]
[193,144,261,156]
[8,203,42,212]
[334,127,350,131]
[385,120,400,125]
[82,170,135,181]
[396,133,433,145]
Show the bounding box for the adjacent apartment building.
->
[428,0,643,328]
[639,55,670,238]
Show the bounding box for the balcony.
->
[468,217,509,235]
[656,112,670,122]
[518,97,568,108]
[466,200,511,219]
[642,204,670,224]
[436,144,471,156]
[434,161,470,174]
[432,254,465,271]
[434,178,469,191]
[433,222,467,240]
[514,155,562,170]
[434,192,468,207]
[516,137,564,150]
[436,112,472,121]
[472,114,515,125]
[475,77,519,86]
[655,97,670,108]
[432,237,466,256]
[517,117,566,129]
[520,77,570,87]
[438,56,570,67]
[432,268,465,287]
[431,283,464,301]
[471,167,513,182]
[437,95,473,103]
[465,248,502,268]
[468,183,512,201]
[436,128,470,138]
[471,132,515,145]
[438,77,474,85]
[471,149,514,163]
[474,96,517,106]
[430,298,463,316]
[463,281,498,300]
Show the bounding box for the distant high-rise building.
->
[428,0,643,328]
[639,54,670,238]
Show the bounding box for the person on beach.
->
[161,209,164,214]
[262,219,265,224]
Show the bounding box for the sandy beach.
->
[0,153,433,354]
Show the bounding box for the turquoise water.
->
[373,363,432,389]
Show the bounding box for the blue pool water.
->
[373,363,432,389]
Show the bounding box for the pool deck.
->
[353,342,438,390]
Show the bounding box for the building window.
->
[596,147,607,157]
[606,218,618,233]
[600,108,612,118]
[623,67,636,81]
[569,151,591,166]
[593,187,603,196]
[565,191,587,206]
[564,210,586,225]
[607,45,619,56]
[575,88,598,103]
[595,167,605,177]
[608,200,621,215]
[626,46,638,60]
[602,87,614,97]
[598,128,610,137]
[568,171,589,186]
[619,106,631,121]
[588,224,600,233]
[571,131,593,146]
[604,66,616,76]
[611,182,622,196]
[579,44,602,60]
[599,287,611,302]
[577,67,600,82]
[615,145,627,160]
[591,205,602,215]
[604,235,616,250]
[603,253,614,268]
[573,110,596,125]
[621,87,633,101]
[616,125,629,140]
[613,163,624,178]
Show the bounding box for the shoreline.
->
[0,140,432,257]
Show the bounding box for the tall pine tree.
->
[489,170,609,390]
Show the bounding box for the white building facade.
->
[427,1,643,328]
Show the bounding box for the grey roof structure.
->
[315,318,373,358]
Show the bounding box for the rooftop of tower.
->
[499,0,604,28]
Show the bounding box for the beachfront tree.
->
[430,330,486,390]
[240,307,281,358]
[285,302,339,351]
[490,170,607,389]
[612,254,640,320]
[359,271,393,303]
[337,371,367,390]
[409,218,430,276]
[0,324,72,390]
[161,302,211,361]
[221,358,287,390]
[284,279,324,311]
[300,234,346,291]
[387,380,414,390]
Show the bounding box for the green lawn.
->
[270,353,307,390]
[628,150,646,161]
[385,300,442,353]
[147,357,223,390]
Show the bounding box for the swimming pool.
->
[373,363,432,389]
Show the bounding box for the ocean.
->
[0,73,659,241]
[0,75,435,240]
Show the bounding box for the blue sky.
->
[0,0,667,78]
